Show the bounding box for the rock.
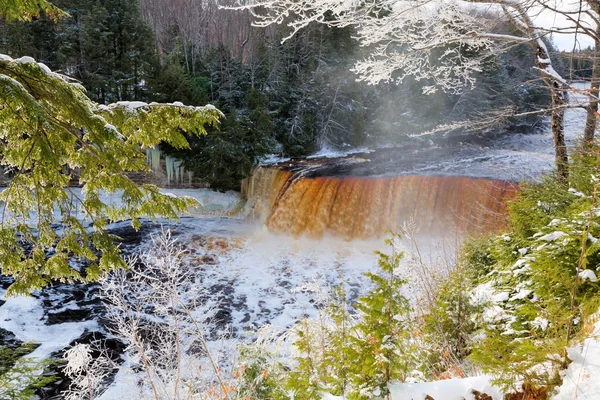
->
[46,308,94,325]
[0,326,24,349]
[472,389,493,400]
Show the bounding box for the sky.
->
[533,1,595,51]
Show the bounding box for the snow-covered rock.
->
[388,376,502,400]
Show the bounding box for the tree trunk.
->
[551,91,569,182]
[507,3,570,182]
[583,24,600,144]
[533,44,569,182]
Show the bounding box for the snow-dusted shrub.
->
[62,344,115,400]
[64,231,246,399]
[417,258,483,380]
[463,146,600,392]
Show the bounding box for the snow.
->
[509,289,532,301]
[322,376,502,399]
[37,62,52,74]
[114,101,148,110]
[470,281,495,306]
[568,188,586,198]
[492,291,510,303]
[553,317,600,400]
[578,269,597,282]
[389,376,502,400]
[531,317,549,331]
[15,56,36,65]
[0,290,99,361]
[537,231,568,242]
[96,365,140,400]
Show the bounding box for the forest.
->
[0,0,562,190]
[2,0,600,399]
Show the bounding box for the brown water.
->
[243,166,517,240]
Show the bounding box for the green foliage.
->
[0,0,65,22]
[281,233,417,399]
[237,344,288,399]
[0,55,222,295]
[0,343,56,399]
[419,261,481,379]
[166,101,276,192]
[461,145,600,391]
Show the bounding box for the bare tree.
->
[222,0,600,181]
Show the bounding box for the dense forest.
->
[0,0,562,190]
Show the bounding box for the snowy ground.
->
[321,376,503,400]
[553,316,600,400]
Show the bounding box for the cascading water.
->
[243,164,518,239]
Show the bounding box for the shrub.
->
[0,343,56,400]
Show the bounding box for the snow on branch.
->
[221,0,569,94]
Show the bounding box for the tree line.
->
[1,0,558,190]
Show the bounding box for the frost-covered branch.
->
[222,0,535,93]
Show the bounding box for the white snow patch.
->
[537,231,568,242]
[553,317,600,399]
[579,269,597,282]
[531,317,549,331]
[38,63,52,74]
[470,282,495,306]
[387,375,502,400]
[568,188,586,197]
[15,56,36,64]
[114,101,148,110]
[493,292,510,303]
[0,291,98,361]
[510,289,532,301]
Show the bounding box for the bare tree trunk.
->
[584,28,600,144]
[533,45,569,182]
[550,89,569,181]
[508,2,570,182]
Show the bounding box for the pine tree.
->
[345,234,415,400]
[0,2,223,295]
[283,234,416,400]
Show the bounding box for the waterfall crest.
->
[243,166,517,239]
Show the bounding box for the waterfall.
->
[243,166,518,239]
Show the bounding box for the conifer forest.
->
[3,0,600,399]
